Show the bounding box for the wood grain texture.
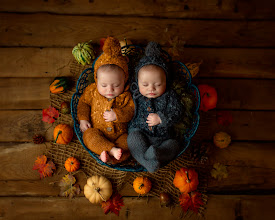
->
[0,195,274,220]
[0,111,54,142]
[1,78,274,110]
[1,13,274,47]
[0,78,51,109]
[0,110,274,142]
[0,48,73,78]
[0,0,274,19]
[0,142,274,193]
[197,78,275,110]
[1,47,275,79]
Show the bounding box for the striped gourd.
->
[72,41,95,66]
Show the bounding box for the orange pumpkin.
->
[65,157,80,172]
[53,124,73,144]
[133,176,152,195]
[213,131,231,148]
[173,168,199,193]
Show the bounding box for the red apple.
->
[198,84,217,112]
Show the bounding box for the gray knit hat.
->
[135,42,168,79]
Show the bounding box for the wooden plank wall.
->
[0,0,274,219]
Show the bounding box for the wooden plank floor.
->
[0,1,274,219]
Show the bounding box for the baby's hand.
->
[103,109,117,122]
[146,113,161,126]
[79,120,91,132]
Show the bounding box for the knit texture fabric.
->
[77,37,134,163]
[94,37,129,83]
[77,83,135,163]
[128,90,183,138]
[135,41,168,78]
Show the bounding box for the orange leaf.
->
[179,193,192,212]
[102,192,124,216]
[33,155,56,179]
[179,191,204,213]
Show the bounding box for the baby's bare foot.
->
[99,151,109,163]
[109,147,123,160]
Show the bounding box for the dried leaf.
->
[102,192,124,216]
[42,106,59,124]
[179,191,204,213]
[59,174,80,199]
[190,191,204,213]
[33,155,56,179]
[211,163,228,181]
[217,111,233,126]
[186,61,203,78]
[179,193,192,212]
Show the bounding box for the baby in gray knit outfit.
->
[127,42,183,173]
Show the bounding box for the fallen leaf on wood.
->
[211,163,228,180]
[42,106,59,124]
[102,192,124,216]
[32,155,56,179]
[59,174,80,199]
[179,191,204,213]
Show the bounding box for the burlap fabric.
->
[46,60,210,218]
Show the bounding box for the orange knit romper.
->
[77,37,135,164]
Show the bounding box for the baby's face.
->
[138,66,166,99]
[97,68,125,99]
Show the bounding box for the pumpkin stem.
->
[139,183,144,190]
[54,130,62,143]
[95,187,106,202]
[185,171,191,183]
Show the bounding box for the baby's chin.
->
[104,94,121,99]
[144,93,161,99]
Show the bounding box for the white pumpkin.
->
[84,175,113,204]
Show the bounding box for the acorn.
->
[60,101,70,114]
[159,192,171,207]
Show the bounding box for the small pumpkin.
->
[72,40,95,66]
[173,168,199,193]
[50,77,69,94]
[213,131,231,148]
[119,38,135,56]
[65,157,80,172]
[53,124,73,145]
[84,175,113,204]
[60,101,70,114]
[133,176,152,195]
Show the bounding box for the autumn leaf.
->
[179,191,204,213]
[216,111,233,126]
[59,174,80,199]
[42,106,59,124]
[179,193,192,212]
[33,155,56,179]
[190,191,204,213]
[211,163,228,181]
[101,192,124,216]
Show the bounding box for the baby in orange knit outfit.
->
[77,37,135,164]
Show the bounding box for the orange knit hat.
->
[94,37,128,83]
